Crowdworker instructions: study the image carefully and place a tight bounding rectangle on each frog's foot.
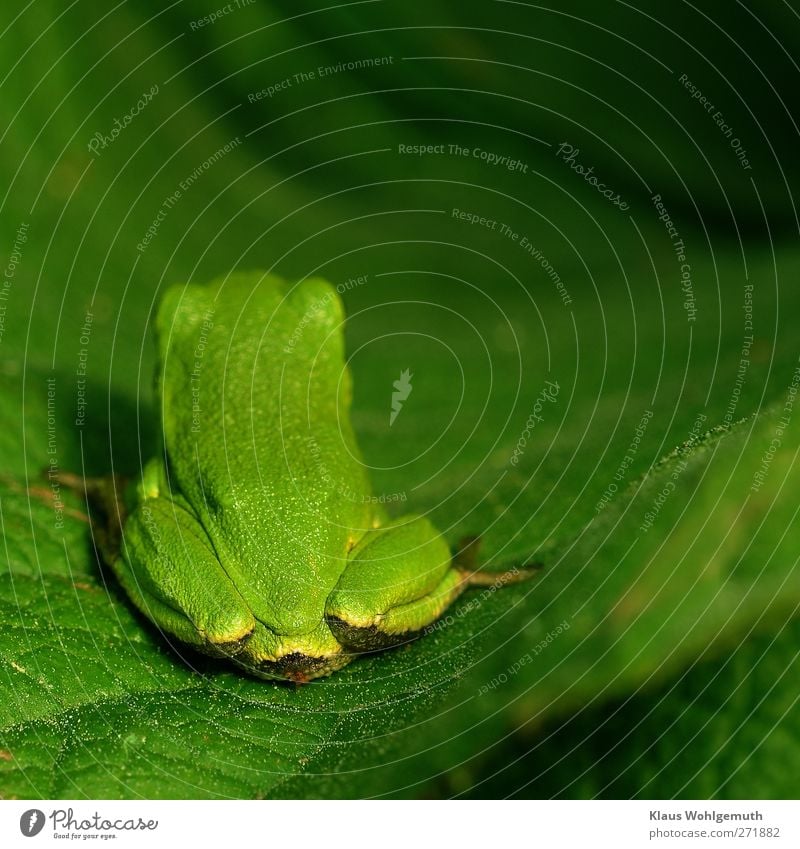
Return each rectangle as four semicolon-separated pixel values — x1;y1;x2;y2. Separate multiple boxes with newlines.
456;563;542;587
234;621;351;683
452;535;542;586
0;472;91;523
60;471;128;517
40;470;129;538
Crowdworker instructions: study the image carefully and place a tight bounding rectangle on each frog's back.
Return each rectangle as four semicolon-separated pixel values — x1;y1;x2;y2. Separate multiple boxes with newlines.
154;272;373;635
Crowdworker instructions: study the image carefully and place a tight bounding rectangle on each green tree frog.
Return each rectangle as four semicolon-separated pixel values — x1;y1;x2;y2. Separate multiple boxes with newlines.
96;272;529;682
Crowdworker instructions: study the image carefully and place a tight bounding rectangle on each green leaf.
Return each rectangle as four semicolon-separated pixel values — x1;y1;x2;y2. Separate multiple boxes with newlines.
459;614;800;799
2;387;800;798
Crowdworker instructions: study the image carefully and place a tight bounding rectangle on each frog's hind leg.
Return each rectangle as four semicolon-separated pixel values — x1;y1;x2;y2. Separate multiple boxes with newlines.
324;514;468;653
113;496;256;657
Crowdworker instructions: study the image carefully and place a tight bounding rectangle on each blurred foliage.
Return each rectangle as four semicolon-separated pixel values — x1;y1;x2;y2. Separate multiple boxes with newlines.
0;0;798;798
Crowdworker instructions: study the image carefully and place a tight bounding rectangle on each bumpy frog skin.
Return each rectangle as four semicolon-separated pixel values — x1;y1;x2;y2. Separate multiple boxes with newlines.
101;272;518;682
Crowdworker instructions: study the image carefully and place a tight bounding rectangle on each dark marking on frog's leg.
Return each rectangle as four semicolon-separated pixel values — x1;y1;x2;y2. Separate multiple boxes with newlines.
326;616;422;653
236;650;352;684
196;631;254;661
232;620;352;683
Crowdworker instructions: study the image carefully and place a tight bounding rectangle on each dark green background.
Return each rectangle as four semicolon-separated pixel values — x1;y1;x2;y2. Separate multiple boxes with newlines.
1;1;799;799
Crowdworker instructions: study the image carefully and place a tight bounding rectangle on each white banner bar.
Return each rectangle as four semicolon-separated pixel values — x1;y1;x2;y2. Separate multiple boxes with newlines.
0;800;797;848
